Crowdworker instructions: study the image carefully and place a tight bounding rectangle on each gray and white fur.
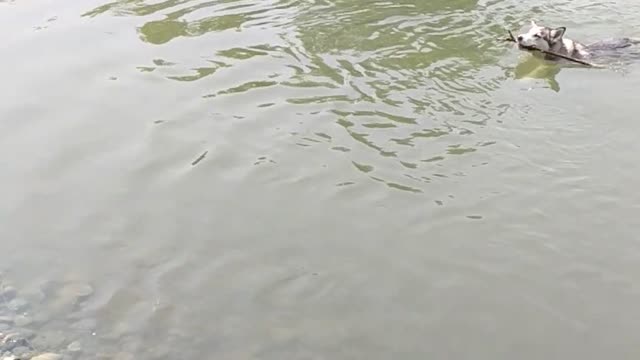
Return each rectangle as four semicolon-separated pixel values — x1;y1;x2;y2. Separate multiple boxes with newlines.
517;20;637;60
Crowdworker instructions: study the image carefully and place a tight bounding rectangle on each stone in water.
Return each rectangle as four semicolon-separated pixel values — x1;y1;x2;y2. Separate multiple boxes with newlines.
0;287;17;301
31;353;63;360
59;282;94;303
67;340;82;353
14;315;32;327
7;299;28;312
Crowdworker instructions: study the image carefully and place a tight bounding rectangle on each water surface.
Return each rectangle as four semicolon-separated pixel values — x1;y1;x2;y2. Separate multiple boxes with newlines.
1;0;640;359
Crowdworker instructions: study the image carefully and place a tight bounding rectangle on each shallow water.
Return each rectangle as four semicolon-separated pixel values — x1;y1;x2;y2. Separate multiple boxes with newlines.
2;0;640;358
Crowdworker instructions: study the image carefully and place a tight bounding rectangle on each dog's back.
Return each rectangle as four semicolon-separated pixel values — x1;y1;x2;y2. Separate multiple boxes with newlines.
587;38;638;51
517;21;638;61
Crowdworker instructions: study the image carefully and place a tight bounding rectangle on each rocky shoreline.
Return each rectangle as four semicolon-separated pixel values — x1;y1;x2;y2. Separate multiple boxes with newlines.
1;279;90;360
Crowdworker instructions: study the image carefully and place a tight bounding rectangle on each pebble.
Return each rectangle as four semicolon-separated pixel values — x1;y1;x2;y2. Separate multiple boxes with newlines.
1;333;30;351
0;287;17;301
71;318;96;332
66;341;82;353
11;345;31;357
14;315;33;327
32;332;65;350
60;283;93;302
7;299;28;312
17;329;36;340
95;352;134;360
31;353;63;360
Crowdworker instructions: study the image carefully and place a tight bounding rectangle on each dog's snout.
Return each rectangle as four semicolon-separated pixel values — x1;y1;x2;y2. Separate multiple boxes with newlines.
517;35;523;42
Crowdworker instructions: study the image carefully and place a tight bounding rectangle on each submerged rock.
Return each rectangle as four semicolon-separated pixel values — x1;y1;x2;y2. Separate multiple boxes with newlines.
11;345;32;357
31;353;63;360
71;318;97;332
0;287;17;301
6;299;28;312
59;283;93;303
0;332;30;352
66;340;82;353
31;332;66;350
17;329;36;340
14;315;33;327
95;352;134;360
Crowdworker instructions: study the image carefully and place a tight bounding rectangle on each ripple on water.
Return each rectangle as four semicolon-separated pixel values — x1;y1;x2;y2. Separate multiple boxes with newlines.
3;0;640;358
80;0;529;195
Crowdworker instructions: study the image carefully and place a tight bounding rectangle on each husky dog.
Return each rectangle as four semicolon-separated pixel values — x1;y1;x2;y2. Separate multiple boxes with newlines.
516;20;637;60
517;20;589;59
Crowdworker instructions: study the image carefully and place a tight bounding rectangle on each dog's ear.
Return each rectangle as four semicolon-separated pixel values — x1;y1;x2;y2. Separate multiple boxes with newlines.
550;27;566;41
530;20;538;27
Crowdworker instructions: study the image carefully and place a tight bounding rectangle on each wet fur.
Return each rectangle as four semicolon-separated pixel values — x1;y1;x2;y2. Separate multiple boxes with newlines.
517;20;637;61
517;21;588;60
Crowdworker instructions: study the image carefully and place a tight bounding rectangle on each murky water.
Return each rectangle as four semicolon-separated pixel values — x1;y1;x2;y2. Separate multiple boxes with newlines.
2;0;640;358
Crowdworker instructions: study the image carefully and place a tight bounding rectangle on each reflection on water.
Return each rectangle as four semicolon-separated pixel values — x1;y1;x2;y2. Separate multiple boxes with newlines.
513;55;562;91
3;0;640;359
510;41;640;92
82;0;521;193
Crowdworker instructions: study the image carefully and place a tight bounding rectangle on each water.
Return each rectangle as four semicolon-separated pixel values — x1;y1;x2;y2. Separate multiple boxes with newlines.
2;0;640;358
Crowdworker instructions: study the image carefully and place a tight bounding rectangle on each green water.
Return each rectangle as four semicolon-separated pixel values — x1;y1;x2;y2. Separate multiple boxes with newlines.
2;0;640;358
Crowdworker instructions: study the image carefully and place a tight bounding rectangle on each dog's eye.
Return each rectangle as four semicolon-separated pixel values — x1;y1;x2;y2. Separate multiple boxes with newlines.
533;34;541;38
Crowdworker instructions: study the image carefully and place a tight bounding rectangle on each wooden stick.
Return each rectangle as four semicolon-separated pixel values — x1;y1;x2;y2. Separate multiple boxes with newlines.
502;30;604;68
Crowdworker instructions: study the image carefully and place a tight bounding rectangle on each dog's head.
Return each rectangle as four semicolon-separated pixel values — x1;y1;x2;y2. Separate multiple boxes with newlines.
517;20;566;51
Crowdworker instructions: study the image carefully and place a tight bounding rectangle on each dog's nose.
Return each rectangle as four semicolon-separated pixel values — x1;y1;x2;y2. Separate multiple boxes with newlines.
517;35;523;42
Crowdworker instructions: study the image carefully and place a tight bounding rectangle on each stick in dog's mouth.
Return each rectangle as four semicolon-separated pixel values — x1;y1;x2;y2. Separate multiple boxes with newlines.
501;29;603;68
503;30;536;50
